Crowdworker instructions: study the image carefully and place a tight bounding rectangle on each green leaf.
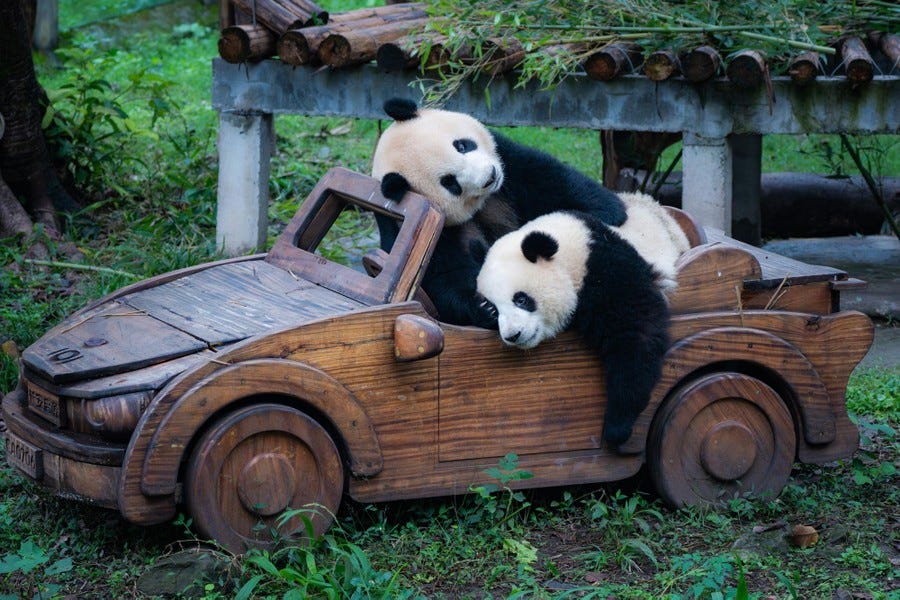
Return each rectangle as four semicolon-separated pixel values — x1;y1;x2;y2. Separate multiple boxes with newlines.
234;574;264;600
44;557;73;576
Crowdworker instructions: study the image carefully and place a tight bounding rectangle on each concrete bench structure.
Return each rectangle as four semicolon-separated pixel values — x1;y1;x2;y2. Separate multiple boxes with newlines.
211;57;899;256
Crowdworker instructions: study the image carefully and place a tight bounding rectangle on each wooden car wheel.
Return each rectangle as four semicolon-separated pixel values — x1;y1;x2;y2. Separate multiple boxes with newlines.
185;403;344;552
648;372;796;507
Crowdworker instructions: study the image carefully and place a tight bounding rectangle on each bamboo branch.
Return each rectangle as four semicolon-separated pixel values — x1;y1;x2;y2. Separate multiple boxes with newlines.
840;134;900;241
23;259;140;279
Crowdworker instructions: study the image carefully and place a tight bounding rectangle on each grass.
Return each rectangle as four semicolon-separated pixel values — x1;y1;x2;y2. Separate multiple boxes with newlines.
1;0;899;598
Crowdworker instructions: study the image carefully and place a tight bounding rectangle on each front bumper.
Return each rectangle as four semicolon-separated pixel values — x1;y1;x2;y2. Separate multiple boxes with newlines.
2;385;123;509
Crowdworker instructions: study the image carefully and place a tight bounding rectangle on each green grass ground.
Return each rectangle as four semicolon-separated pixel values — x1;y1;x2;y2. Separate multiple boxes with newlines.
1;1;898;598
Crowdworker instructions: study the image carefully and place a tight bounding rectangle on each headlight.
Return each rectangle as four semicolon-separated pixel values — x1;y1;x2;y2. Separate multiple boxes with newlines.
67;391;152;440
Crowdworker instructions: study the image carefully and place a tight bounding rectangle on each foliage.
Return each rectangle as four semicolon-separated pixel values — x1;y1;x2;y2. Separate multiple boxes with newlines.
418;0;899;103
847;367;900;421
41;45;174;200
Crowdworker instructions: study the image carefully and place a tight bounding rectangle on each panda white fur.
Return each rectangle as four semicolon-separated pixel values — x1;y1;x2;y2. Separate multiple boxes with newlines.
613;192;691;293
372;98;627;328
475;210;673;448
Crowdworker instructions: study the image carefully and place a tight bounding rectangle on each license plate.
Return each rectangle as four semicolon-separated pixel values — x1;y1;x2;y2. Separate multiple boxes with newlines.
27;381;64;427
5;432;44;479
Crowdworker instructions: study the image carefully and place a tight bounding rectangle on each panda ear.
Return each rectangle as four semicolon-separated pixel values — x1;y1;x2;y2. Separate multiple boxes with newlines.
381;172;411;201
521;231;559;263
384;98;419;121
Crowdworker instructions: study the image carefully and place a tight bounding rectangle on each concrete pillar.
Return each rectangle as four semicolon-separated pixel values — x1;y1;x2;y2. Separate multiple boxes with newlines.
215;111;274;256
33;0;58;52
681;133;733;234
730;133;762;246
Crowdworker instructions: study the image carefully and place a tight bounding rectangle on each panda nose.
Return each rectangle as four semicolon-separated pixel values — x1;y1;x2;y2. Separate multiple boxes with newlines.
503;330;521;343
483;166;497;189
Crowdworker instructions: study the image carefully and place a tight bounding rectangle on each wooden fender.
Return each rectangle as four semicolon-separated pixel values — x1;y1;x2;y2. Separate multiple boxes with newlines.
669;243;762;314
119;358;382;525
622;325;853;460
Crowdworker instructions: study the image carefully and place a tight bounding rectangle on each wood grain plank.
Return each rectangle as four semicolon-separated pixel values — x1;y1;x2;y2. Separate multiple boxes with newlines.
705;229;847;285
122;261;362;344
670;243;762;313
23;303;207;384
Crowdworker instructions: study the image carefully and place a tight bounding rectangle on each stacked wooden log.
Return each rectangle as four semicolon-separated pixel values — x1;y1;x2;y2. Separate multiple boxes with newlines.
216;0;899;90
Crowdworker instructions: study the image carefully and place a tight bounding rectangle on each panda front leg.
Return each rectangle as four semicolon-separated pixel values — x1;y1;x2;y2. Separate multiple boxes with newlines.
600;332;667;450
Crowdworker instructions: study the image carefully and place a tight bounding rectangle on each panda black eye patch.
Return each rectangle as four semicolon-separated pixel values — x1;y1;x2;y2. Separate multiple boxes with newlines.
440;174;463;196
453;138;478;153
513;291;537;312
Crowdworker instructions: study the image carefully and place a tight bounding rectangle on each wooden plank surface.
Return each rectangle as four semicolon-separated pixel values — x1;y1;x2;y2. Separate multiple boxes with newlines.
705;229;847;286
437;328;605;461
23;303;207;384
122;261;362;344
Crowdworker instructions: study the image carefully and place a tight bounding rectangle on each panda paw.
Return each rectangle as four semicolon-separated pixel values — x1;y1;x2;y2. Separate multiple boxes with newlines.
602;419;635;452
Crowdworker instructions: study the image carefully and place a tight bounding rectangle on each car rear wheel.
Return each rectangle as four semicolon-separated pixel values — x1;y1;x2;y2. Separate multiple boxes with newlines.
648;372;796;507
185;403;344;553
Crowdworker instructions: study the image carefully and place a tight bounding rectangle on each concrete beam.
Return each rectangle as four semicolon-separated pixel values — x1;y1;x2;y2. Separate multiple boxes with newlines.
212;59;900;136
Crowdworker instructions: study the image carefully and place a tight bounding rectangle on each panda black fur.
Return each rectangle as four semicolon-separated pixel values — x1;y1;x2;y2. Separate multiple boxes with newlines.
372;98;627;328
475;210;671;448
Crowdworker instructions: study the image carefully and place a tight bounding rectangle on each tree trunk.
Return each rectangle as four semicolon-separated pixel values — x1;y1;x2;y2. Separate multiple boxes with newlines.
0;0;77;236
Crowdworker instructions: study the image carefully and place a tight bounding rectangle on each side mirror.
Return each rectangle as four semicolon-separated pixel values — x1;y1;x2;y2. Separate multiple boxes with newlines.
394;314;443;361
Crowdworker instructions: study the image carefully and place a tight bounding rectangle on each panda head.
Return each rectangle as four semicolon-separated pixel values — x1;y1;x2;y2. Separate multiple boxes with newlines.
476;212;592;349
372;98;504;226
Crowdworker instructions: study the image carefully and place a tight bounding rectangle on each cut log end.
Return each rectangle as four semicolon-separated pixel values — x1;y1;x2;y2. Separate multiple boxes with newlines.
726;50;766;88
840;37;874;84
644;50;679;81
788;51;820;84
584;43;642;81
218;25;277;63
683;45;721;83
278;30;312;65
318;34;352;67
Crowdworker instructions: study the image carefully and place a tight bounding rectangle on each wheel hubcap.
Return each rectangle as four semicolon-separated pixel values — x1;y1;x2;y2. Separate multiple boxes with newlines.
237;452;297;516
700;420;757;481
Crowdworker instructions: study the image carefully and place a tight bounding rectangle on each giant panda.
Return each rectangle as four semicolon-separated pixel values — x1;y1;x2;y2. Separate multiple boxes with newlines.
371;98;627;328
611;192;691;294
474;209;676;448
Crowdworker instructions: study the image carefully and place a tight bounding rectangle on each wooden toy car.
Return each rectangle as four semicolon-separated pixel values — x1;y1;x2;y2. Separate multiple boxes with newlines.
3;168;873;553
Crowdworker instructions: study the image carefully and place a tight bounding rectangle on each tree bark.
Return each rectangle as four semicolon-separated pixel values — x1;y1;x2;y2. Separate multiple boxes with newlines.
0;0;77;236
279;6;428;66
318;18;428;68
219;24;277;63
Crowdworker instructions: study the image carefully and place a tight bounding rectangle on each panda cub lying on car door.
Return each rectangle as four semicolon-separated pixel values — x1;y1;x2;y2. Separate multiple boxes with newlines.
371;98;628;328
475;203;689;448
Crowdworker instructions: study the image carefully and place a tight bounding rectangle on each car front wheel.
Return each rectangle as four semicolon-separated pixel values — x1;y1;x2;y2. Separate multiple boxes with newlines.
185;402;344;553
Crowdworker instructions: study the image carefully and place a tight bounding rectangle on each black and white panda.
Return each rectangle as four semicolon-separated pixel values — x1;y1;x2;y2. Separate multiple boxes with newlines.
475;209;677;448
371;98;627;328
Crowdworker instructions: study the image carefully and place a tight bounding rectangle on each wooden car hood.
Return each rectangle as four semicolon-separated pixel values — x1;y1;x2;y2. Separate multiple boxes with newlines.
23;260;364;384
